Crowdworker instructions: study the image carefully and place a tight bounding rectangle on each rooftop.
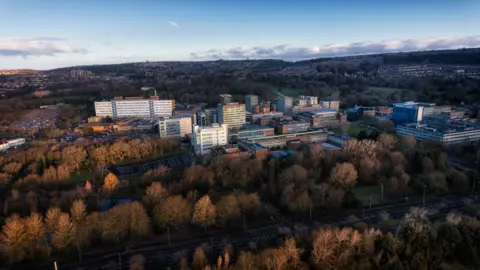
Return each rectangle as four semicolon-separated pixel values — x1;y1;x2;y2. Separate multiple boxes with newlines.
393;101;436;108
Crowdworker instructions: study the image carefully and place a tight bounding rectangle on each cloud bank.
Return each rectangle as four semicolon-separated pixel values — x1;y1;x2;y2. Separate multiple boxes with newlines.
0;37;87;57
190;36;480;61
168;21;180;28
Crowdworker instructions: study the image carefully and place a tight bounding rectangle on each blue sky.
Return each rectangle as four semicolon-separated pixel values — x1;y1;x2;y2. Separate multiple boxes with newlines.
0;0;479;69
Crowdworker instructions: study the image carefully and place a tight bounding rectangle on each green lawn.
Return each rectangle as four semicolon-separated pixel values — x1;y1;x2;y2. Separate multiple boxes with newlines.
346;125;368;136
368;86;405;95
68;169;95;184
352;185;384;206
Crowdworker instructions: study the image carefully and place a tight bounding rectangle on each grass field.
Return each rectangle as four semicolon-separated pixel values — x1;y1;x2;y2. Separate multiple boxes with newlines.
353;185;384;206
67;169;95;184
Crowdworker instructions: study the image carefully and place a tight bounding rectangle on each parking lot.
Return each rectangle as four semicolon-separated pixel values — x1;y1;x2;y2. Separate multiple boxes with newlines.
112;152;196;176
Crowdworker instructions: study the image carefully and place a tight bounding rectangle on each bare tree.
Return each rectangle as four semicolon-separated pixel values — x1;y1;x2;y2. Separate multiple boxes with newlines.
129;254;146;270
193;246;208;270
25;213;50;259
45;207;62;235
143;182;168;206
52;213;76;252
0;214;28;263
328;162;358;189
216;195;241;227
192;195;216;231
153;195;191;229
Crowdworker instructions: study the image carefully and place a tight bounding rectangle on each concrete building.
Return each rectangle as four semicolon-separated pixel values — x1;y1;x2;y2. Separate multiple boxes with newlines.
245;95;259;112
217;103;246;129
391;101;435;124
276;96;293;114
276;121;310;134
327;134;354;148
297;96;318;106
193;124;229;155
0;138;25;152
244;130;329;148
249;111;284;125
211;144;250;159
296;110;339;128
219;94;232;104
94;97;174;119
197;108;218;127
229;124;275;141
158;116;193;138
396;120;480;145
237;140;269;159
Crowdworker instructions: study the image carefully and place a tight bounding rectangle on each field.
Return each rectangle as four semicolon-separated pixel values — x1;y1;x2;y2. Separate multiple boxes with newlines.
352;185;384;206
67;169;95;184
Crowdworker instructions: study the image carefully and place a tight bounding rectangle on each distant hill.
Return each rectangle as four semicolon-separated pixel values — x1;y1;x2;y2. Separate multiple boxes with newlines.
296;47;480;66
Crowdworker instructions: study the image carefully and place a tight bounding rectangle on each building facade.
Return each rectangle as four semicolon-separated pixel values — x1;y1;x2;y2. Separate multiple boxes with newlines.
245;95;259;112
217;103;246;128
193;124;229;155
94;98;174;119
276;121;310;134
219;94;232;104
391;101;435;124
197;109;218;127
276;96;293;114
0;138;25;152
396;122;480;145
230;125;275;140
158;116;193;138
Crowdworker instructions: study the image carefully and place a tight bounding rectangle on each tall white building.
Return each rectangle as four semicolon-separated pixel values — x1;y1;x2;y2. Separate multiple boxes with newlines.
158;116;192;138
193;124;228;155
94;98;174;119
217;103;246;128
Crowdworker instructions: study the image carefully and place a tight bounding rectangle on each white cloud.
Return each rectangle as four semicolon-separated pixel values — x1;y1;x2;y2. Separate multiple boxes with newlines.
168;21;180;28
190;36;480;60
0;37;87;57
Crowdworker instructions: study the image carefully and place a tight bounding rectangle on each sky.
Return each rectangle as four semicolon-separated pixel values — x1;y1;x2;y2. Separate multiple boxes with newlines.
0;0;479;70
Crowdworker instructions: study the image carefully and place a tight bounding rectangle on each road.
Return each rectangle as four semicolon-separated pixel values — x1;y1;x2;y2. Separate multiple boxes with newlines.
31;195;474;270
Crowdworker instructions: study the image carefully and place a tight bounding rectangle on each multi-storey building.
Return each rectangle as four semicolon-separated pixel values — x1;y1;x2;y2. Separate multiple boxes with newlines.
296;110;339;128
391;101;435;124
276;96;293;114
276;121;310;134
158;116;193;138
245;95;259;112
193;124;229;155
70;69;93;77
94;97;174;119
297;96;318;106
219;94;232;104
197;109;218;126
396;121;480;145
217;103;246;129
0;138;25;152
229;124;275;141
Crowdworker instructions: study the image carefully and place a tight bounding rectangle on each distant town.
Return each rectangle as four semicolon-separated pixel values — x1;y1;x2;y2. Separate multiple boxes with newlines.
1;47;480;270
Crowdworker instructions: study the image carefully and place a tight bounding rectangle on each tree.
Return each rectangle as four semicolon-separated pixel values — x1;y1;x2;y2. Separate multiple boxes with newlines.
2;162;22;175
129;254;146;270
25;213;49;259
127;202;150;238
216;195;241;227
153;195;191;229
377;133;398;151
193;247;208;270
103;172;119;200
279;165;309;190
0;214;27;263
70;200;89;261
61;146;87;171
52;213;76;252
236;193;261;217
329;163;358;189
143;182;168;206
236;251;257;270
192;195;216;231
45;207;62;234
357;157;380;184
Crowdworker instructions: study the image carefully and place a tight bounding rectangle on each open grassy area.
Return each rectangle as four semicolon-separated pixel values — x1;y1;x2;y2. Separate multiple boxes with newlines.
346;125;369;136
352;185;384;206
67;169;95;184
